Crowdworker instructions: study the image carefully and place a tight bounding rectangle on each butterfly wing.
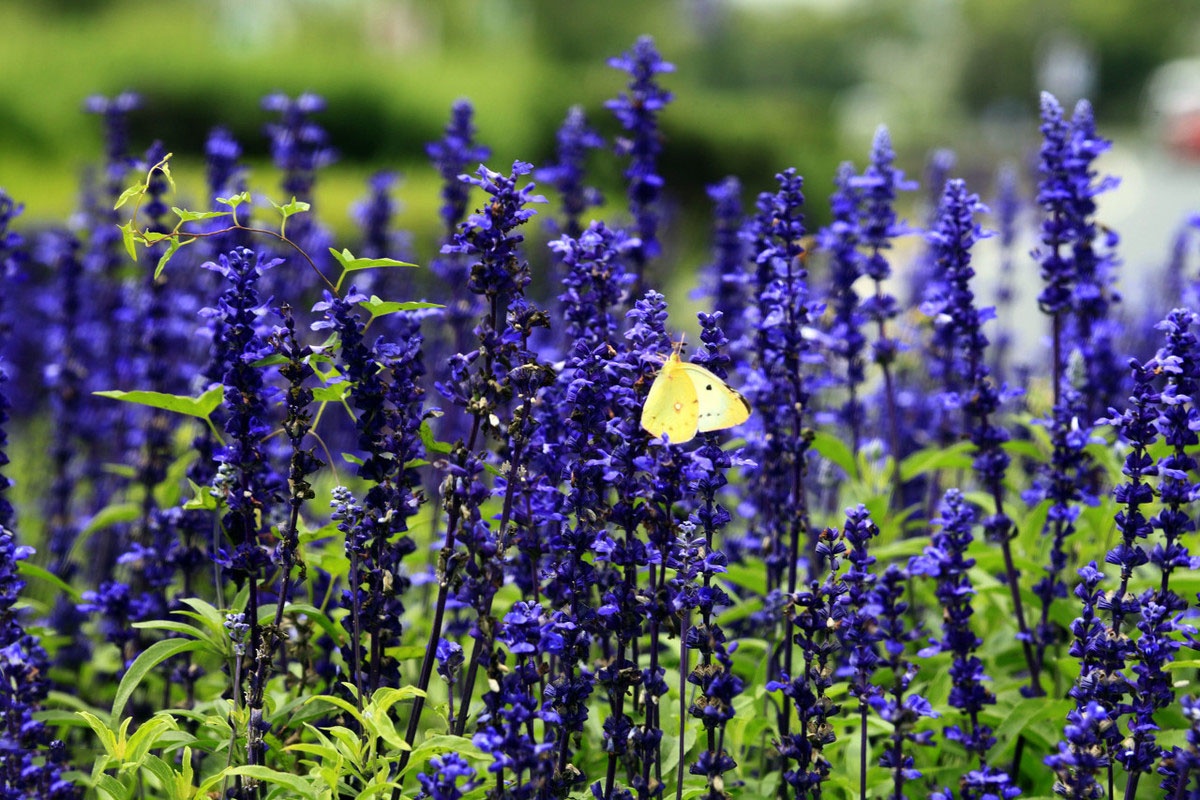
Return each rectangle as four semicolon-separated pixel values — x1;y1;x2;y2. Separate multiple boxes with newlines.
640;354;701;444
678;362;752;433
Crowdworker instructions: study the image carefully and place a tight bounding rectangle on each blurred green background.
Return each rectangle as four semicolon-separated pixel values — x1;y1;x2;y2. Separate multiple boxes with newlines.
2;0;1199;273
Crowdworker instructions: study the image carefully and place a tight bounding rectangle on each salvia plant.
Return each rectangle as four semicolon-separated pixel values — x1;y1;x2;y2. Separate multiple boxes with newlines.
2;34;1200;800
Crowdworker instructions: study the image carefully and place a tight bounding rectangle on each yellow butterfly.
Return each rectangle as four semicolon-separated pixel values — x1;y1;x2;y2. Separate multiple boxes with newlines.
640;345;751;444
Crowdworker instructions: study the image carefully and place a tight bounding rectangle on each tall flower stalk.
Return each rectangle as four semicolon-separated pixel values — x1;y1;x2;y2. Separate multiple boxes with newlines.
913;490;1016;800
607;36;674;287
923;179;1041;694
398;162;546;783
854;127;915;498
743;168;818;759
682;313;744;800
820;163;866;453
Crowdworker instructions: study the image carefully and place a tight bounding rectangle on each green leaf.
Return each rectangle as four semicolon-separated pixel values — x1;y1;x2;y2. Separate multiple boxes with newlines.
418;421;453;456
119;221;138;261
93;773;129;800
370;686;426;717
305;694;366;729
114;183;145;211
898;440;974;482
172;207;231;223
383;645;428;661
94;386;223;420
329;248;417;272
82;502;140;537
137;755;178;796
78;711;119;758
182;479;218;512
810;430;857;478
131;619;213;641
220;766;320;800
313;382;352;403
359;295;442;318
125;715;178;764
17;560;82;602
721;562;766;595
992;696;1071;751
177;597;226;633
156;156;176;192
111;639;205;721
342;452;365;466
155;236;195;279
216;191;251;209
1001;438;1044;461
270;196;311;219
250;353;289;368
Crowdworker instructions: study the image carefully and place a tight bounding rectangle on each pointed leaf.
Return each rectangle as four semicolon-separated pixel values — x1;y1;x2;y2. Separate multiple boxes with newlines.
899;440;974;482
418;421;453;455
810;430;856;478
94;386;223;420
93;773;128;800
155;236;195;279
78;711;119;758
81;502;140;537
114;183;145;211
182;479;219;511
17;560;82;602
172;207;231;223
111;639;204;721
270;197;311;219
359;296;442;318
119;221;138;261
329;248;417;271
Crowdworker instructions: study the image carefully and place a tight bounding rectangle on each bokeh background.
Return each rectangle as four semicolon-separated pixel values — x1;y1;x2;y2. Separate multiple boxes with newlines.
3;0;1199;310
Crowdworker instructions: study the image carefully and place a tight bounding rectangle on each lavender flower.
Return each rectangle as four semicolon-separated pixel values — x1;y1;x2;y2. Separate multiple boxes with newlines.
1064;101;1123;419
1117;593;1185;794
261;92;335;273
991;164;1021;379
771;524;846;798
681;314;744;800
315;287;424;694
1027;386;1098;671
872;563;936;799
0;192;21;530
1046;699;1110;800
906;147;956;308
203;247;281;702
38;231;90;666
425;101;491;443
427;100;491;237
355;171;401;258
911;491;1015;799
924;179;1041;692
820;162;866;451
1158;695;1200;797
607;36;674;279
1150;309;1200;609
0;527;78;799
743;167;818;589
418;753;478;800
854;126;916;474
536;105;604;239
836;505;882;799
84;92;141;192
701;177;750;348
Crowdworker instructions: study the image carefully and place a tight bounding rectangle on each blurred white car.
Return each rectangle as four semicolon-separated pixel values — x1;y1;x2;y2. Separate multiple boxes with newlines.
1146;58;1200;159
